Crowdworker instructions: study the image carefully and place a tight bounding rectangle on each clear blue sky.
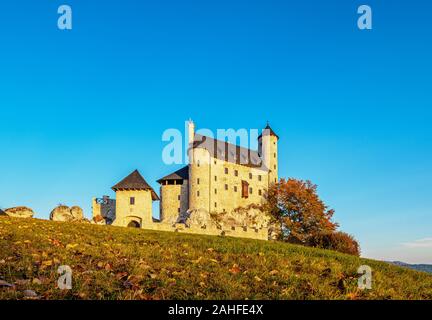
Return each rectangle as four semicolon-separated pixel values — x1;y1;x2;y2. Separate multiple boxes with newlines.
0;0;431;263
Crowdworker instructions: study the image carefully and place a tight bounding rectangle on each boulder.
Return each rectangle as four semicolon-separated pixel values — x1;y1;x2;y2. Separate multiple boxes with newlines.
70;206;84;220
4;206;34;218
50;205;85;222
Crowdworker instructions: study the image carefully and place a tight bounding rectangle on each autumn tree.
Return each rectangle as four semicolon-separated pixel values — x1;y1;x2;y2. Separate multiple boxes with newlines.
264;178;338;244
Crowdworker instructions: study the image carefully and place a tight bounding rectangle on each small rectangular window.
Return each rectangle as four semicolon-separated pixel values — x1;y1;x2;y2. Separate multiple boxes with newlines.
214;176;217;181
274;152;276;158
178;208;180;213
234;170;238;177
197;191;200;197
197;160;200;167
225;168;228;174
214;189;217;194
130;197;135;205
234;186;237;192
249;187;253;194
258;189;262;196
214;160;217;165
178;195;181;200
214;202;217;208
274;165;276;170
225;184;228;190
249;173;252;179
258;175;262;181
197;178;200;184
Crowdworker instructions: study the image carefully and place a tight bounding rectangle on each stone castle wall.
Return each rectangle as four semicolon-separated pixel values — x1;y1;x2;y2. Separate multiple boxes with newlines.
184;147;271;217
113;190;153;227
145;221;268;241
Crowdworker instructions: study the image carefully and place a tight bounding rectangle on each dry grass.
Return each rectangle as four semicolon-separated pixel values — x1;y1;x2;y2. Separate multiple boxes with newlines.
0;217;431;300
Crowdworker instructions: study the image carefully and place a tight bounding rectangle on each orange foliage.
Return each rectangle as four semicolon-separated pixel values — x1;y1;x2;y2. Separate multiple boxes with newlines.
265;178;338;243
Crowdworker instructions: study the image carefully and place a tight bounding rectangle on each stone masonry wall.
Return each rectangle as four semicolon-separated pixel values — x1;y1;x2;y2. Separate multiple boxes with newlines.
113;190;153;228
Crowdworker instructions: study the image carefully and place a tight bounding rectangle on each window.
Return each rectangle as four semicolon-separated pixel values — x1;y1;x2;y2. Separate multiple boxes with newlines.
214;160;217;165
178;195;181;200
214;189;217;194
130;197;135;205
225;184;228;190
241;180;249;198
225;168;228;174
274;165;276;170
178;208;180;213
234;186;237;192
274;152;276;158
249;173;252;179
214;202;217;208
197;160;200;167
197;191;200;197
197;178;200;184
234;170;238;177
214;176;217;181
249;187;253;194
258;189;262;196
258;175;262;181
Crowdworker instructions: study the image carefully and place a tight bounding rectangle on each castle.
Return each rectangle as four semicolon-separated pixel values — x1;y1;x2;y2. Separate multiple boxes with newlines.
92;121;279;240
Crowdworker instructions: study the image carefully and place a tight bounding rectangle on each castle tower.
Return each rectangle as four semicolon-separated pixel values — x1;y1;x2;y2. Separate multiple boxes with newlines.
188;146;211;213
187;121;212;213
111;170;159;228
157;166;189;224
258;123;279;186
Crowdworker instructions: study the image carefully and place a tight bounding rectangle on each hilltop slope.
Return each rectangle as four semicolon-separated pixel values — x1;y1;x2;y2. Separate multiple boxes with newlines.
0;217;431;300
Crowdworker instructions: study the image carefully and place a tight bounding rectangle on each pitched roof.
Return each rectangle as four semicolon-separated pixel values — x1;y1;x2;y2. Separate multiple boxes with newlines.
112;170;159;200
157;166;189;184
258;124;279;140
193;134;263;168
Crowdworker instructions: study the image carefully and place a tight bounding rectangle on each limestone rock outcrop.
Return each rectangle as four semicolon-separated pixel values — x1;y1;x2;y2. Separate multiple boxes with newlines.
178;209;216;228
0;209;6;216
4;206;34;218
70;206;84;220
50;205;85;222
216;205;270;229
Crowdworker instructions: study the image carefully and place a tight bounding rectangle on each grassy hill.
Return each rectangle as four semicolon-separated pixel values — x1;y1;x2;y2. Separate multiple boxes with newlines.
0;217;431;300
